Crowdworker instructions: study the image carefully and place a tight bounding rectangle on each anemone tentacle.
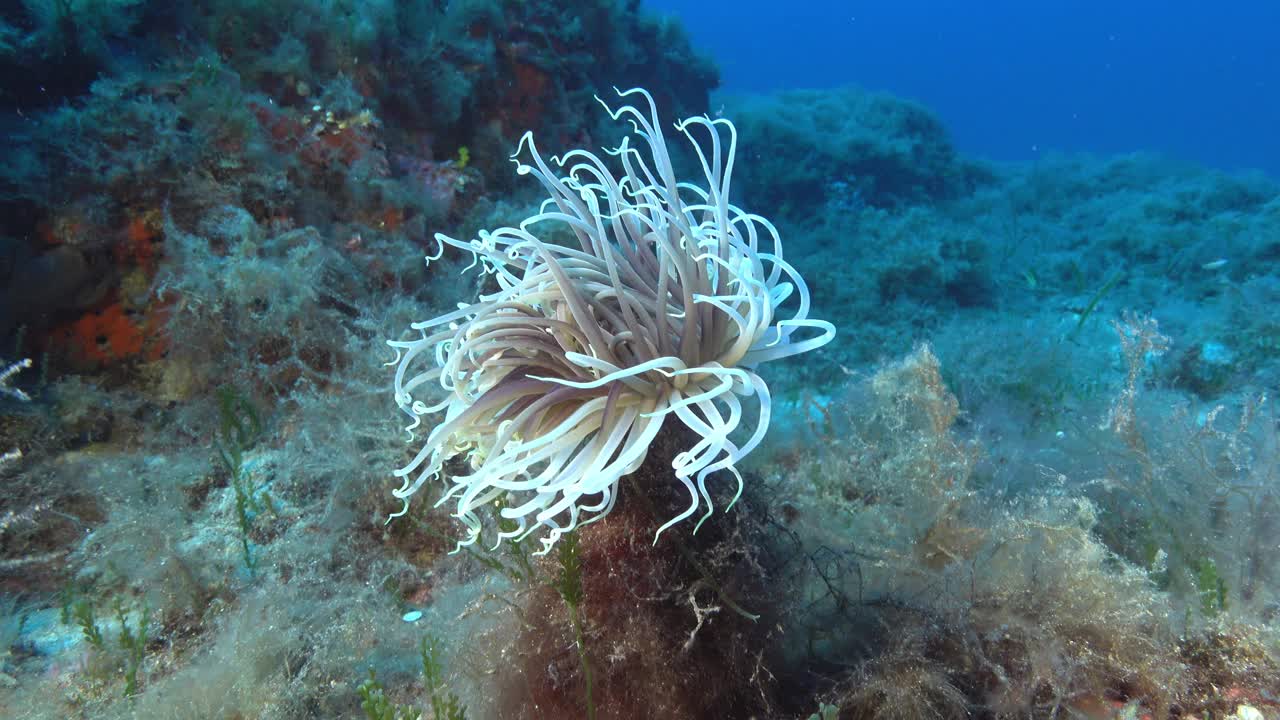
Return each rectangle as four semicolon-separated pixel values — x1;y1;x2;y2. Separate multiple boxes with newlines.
389;88;834;553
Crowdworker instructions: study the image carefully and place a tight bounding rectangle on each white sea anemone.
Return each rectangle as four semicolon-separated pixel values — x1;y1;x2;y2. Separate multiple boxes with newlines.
388;88;834;553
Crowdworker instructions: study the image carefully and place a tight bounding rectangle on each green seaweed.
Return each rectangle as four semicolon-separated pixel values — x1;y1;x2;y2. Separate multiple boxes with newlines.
214;386;273;572
1195;557;1229;618
114;596;149;697
1071;271;1124;337
355;636;466;720
63;591;151;696
357;668;421;720
215;385;262;476
421;636;468;720
70;597;104;649
553;532;594;720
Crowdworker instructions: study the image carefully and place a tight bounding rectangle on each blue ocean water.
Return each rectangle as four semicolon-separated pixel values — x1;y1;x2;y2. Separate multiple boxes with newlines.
647;0;1280;177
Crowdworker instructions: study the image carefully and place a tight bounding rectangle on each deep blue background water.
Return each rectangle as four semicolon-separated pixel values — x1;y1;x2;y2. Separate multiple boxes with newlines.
644;0;1280;178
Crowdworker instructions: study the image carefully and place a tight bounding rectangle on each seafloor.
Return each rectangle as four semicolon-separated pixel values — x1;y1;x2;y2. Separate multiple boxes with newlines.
0;2;1277;719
